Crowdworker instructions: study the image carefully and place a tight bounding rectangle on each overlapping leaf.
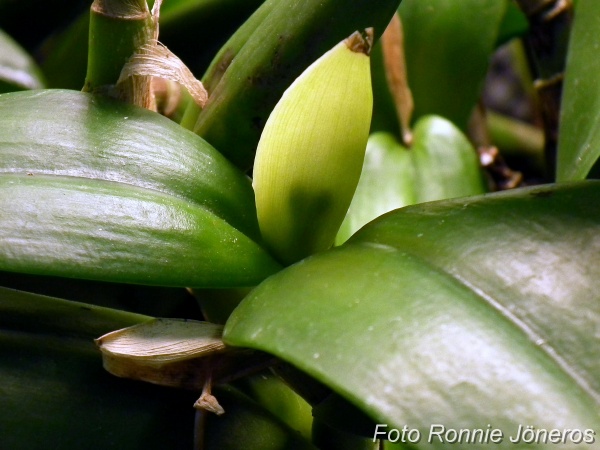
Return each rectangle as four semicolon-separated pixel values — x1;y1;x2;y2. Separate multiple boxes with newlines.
0;287;314;450
0;90;280;287
225;181;600;448
337;117;487;243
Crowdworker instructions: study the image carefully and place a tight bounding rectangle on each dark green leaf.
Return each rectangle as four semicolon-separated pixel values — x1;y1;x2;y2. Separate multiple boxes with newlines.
0;89;259;239
338;118;487;243
557;0;600;181
225;182;600;446
399;0;507;130
0;173;279;287
0;287;198;450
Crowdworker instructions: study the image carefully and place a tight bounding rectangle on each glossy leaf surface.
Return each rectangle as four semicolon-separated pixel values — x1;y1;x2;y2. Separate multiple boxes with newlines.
0;28;44;92
225;182;600;447
0;89;259;238
0;173;279;287
557;0;600;181
410;116;487;203
0;89;281;287
337;118;487;243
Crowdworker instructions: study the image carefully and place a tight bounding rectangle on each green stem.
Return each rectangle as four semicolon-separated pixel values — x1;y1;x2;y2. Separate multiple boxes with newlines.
486;110;544;165
82;0;153;94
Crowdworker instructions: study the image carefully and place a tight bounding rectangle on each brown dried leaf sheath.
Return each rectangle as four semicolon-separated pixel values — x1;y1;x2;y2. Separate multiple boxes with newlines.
381;13;414;145
118;42;208;107
96;318;225;365
344;28;374;56
96;319;275;391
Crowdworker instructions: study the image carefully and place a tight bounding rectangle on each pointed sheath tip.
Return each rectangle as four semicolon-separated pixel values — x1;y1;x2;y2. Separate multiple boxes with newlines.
345;28;374;56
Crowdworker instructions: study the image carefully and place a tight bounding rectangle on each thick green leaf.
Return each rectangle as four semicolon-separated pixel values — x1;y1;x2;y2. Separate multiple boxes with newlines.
336;132;415;245
410;116;488;202
0;89;259;239
337;118;487;244
193;0;401;169
0;28;45;92
0;286;150;337
0;287;198;450
557;0;600;181
399;0;507;130
0;173;279;287
224;182;600;447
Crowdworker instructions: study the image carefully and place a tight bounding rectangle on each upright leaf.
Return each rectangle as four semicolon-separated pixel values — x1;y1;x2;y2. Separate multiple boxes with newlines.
399;0;507;130
337;117;487;244
193;0;401;169
0;90;280;287
557;0;600;181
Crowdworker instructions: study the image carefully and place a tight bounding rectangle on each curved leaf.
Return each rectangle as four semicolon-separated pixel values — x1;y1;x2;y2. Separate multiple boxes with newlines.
0;28;45;92
557;0;600;181
410;116;487;203
0;287;198;450
0;89;259;239
224;182;600;447
0;287;312;449
337;118;487;244
0;174;280;287
193;0;401;169
336;132;415;244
